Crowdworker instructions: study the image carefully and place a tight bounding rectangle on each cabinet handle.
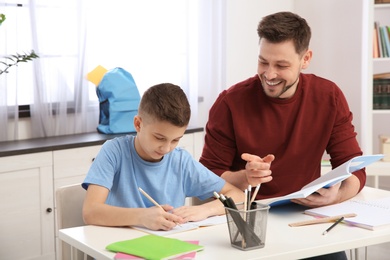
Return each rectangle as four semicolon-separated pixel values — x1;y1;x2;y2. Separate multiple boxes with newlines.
46;208;53;213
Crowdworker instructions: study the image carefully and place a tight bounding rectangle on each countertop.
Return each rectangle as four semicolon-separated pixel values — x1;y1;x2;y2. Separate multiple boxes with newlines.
0;127;203;157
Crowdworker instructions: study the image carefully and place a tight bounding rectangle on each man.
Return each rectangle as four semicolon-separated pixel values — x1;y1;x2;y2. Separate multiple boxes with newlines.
200;11;363;260
200;11;364;216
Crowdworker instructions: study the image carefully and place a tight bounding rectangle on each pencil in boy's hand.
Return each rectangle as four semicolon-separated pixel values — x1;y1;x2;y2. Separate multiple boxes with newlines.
138;187;181;227
138;187;164;210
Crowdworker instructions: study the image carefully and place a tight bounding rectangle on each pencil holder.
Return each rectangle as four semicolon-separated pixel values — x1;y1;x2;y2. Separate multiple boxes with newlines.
225;202;270;251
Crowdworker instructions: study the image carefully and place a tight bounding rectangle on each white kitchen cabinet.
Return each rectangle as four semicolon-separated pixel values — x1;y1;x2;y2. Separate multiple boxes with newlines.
0;152;55;260
178;131;204;160
53;145;102;190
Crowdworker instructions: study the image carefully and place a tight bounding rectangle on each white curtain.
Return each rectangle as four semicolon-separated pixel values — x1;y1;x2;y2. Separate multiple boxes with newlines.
0;0;95;141
196;0;227;128
0;0;226;141
29;0;95;138
0;1;31;141
0;67;10;141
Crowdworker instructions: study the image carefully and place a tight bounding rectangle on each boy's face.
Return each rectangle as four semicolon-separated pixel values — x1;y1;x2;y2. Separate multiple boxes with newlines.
133;115;187;162
257;39;311;99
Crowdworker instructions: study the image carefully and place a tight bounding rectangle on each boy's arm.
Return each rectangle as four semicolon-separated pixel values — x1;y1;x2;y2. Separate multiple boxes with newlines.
171;182;244;222
82;184;183;230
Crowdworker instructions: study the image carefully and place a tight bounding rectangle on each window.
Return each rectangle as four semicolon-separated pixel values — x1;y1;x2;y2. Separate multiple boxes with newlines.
1;0;196;107
1;0;223;140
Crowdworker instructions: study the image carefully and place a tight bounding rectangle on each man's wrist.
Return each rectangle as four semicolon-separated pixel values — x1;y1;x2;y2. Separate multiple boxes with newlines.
224;170;248;190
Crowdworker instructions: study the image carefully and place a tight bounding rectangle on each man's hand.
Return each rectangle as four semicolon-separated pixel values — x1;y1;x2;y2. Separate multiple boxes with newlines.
291;183;342;208
241;153;275;186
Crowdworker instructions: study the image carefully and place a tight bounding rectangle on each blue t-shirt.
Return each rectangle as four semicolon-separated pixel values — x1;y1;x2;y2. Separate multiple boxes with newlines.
82;135;225;208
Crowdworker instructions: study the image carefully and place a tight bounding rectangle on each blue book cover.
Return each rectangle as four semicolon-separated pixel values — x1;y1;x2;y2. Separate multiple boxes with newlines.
264;154;384;207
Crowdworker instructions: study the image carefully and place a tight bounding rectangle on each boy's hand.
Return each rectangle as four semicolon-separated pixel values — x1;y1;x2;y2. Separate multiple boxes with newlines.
140;205;184;230
171;205;210;223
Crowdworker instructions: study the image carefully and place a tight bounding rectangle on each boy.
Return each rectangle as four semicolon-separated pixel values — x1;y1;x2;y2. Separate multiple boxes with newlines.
82;83;243;231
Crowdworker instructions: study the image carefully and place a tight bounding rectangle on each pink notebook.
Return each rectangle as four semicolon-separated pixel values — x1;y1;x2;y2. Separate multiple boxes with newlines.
114;240;199;260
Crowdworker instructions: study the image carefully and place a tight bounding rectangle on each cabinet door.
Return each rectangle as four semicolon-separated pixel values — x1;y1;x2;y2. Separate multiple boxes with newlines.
53;145;102;182
178;134;195;158
178;132;204;160
0;152;55;260
193;132;205;161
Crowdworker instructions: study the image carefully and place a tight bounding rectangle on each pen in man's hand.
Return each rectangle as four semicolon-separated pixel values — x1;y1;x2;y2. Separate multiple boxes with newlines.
322;217;344;235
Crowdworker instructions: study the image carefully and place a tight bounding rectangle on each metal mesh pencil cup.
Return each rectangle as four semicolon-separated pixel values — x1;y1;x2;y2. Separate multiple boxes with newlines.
225;202;270;250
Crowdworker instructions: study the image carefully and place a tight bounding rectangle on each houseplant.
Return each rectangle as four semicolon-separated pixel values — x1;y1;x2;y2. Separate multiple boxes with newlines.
0;13;39;75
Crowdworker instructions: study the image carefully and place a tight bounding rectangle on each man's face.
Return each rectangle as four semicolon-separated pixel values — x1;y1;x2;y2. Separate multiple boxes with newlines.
257;39;311;99
134;115;187;162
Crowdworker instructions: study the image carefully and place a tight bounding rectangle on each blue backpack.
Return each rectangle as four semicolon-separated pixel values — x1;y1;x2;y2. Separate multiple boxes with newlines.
96;68;141;134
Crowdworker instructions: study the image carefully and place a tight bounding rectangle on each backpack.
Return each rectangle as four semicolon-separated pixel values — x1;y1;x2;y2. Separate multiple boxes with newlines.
96;67;141;134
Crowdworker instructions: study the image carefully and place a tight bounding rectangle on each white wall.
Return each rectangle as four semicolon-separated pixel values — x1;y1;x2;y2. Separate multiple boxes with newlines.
197;0;294;128
294;0;371;154
225;0;294;87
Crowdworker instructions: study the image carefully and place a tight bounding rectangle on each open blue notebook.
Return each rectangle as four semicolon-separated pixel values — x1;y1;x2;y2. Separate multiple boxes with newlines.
262;154;384;207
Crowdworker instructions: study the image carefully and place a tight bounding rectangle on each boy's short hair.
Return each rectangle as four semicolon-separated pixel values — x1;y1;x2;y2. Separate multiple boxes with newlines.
138;83;191;127
257;11;311;55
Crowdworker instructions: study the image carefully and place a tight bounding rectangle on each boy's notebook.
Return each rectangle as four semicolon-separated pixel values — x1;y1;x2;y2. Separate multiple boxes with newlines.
132;215;227;236
114;241;199;260
263;154;383;206
305;197;390;231
106;235;203;260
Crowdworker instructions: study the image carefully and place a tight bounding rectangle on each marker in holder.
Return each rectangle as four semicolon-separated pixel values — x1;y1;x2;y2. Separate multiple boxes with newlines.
225;202;270;251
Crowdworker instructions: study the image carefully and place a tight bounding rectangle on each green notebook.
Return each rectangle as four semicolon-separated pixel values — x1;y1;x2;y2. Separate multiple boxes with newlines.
106;235;204;260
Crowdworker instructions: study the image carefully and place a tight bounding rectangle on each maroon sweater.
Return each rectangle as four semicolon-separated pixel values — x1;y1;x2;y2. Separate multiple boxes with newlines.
200;74;365;200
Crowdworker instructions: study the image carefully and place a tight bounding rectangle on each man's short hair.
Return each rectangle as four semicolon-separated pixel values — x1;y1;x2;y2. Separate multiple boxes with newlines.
257;11;311;55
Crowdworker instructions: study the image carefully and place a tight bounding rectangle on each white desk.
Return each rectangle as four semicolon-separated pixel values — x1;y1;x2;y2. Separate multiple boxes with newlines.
59;187;390;260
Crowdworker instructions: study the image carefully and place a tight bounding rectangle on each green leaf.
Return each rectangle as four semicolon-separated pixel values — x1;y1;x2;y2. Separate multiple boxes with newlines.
0;14;5;25
0;49;39;75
